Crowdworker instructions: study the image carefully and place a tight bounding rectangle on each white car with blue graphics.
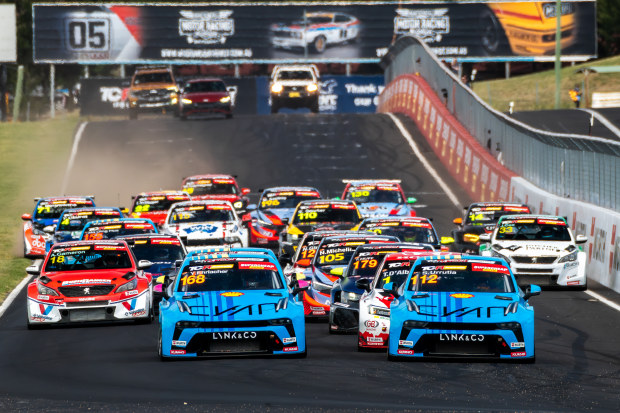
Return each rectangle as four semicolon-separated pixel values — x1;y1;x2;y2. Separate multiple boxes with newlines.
341;180;417;219
162;200;248;251
480;215;587;289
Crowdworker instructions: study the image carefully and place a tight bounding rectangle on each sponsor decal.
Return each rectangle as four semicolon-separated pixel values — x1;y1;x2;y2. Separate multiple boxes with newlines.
312;310;326;315
125;290;139;296
282;346;299;352
397;349;414;355
178;10;235;45
364;319;380;329
61;279;112;286
31;315;53;321
212;331;257;340
238;262;277;271
37;295;49;300
125;309;146;317
283;337;297;344
439;333;485;342
78;297;97;302
511;351;527;357
399;340;413;346
172;340;187;347
184;224;218;234
170;349;186;355
394;8;450;43
511;342;525;348
220;292;244;297
450;293;474;299
368;337;383;343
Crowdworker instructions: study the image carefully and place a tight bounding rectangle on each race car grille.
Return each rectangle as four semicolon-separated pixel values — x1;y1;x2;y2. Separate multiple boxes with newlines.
272;30;296;38
515;268;554;273
58;285;116;297
66;300;109;308
401;322;524;343
512;256;557;264
416;334;508;357
283;85;305;93
185;238;224;247
133;89;170;99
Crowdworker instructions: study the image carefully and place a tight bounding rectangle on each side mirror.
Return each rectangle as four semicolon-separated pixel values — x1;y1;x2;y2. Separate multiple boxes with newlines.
26;264;41;276
355;278;371;292
453;217;463;225
121;207;129;215
21;213;32;221
406;197;417;204
478;233;491;242
296;258;311;267
330;267;345;278
43;225;56;234
282;242;295;258
137;260;153;270
280;217;289;225
246;204;257;212
383;282;400;298
440;236;455;245
523;284;541;301
241;213;252;223
241;188;251;195
291;285;309;296
575;235;587;244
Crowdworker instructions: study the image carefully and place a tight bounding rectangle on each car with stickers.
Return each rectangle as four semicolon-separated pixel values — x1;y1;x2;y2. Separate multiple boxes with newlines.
161;200;248;251
269;64;320;114
479;215;587;289
329;243;435;335
178;78;233;119
278;199;362;258
301;234;398;319
387;256;540;362
356;217;441;250
128;190;192;227
447;202;531;254
128;66;179;120
356;251;449;350
181;174;251;214
46;207;123;251
80;218;158;240
246;187;322;248
116;234;186;307
341;180;416;219
158;251;307;359
270;11;360;54
22;196;95;258
26;240;154;328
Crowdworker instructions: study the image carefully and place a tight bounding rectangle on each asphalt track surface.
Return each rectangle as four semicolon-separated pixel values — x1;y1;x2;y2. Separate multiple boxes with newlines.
2;114;620;412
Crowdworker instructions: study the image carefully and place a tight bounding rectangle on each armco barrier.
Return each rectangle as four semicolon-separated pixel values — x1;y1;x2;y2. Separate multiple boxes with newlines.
378;73;515;204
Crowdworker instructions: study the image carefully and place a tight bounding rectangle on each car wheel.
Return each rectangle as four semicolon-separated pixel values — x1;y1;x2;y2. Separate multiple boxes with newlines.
271;104;279;114
310;101;319;113
387;352;401;361
312;35;327;53
158;328;170;361
129;109;137;120
479;7;508;55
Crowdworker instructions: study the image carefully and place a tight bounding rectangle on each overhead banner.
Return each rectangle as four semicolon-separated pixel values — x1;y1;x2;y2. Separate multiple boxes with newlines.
0;5;16;62
33;1;596;64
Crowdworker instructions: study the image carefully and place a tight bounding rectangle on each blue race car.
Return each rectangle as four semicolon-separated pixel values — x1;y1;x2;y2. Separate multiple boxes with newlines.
387;256;540;362
46;207;123;251
158;250;307;359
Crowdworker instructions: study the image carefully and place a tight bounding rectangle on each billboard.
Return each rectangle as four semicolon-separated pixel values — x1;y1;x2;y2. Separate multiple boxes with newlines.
0;5;16;62
33;1;596;64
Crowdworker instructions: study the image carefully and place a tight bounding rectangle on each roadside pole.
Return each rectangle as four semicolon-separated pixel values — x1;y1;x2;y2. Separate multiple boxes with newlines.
12;65;22;122
50;64;55;118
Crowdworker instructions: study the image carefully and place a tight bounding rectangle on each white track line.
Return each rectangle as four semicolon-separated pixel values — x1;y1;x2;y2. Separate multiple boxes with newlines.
387;113;462;208
0;275;32;319
585;290;620;312
61;121;88;194
579;108;620;139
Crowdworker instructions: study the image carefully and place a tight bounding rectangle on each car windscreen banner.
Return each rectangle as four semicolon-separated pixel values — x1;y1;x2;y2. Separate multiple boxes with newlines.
34;1;596;64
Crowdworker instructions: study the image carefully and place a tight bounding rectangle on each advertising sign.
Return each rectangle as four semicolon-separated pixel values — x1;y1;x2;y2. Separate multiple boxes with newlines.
33;2;596;64
0;5;16;62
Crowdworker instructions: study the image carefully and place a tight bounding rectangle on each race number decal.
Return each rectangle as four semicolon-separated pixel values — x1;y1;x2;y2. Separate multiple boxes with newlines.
65;18;110;52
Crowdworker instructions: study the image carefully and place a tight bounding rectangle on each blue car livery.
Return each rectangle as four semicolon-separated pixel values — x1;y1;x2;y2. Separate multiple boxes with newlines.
388;255;540;362
158;250;307;359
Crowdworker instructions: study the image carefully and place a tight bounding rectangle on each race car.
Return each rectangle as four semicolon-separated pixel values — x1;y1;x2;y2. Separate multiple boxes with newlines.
355;217;441;250
161;200;248;251
301;234;398;319
46;207;123;251
278;199;362;258
128;190;191;227
116;234;186;306
447;202;531;254
356;251;450;350
246;186;321;248
22;196;95;258
387;256;540;362
329;243;435;334
26;240;153;328
80;218;158;240
479;215;588;289
270;11;360;54
178;78;233;119
341;180;416;219
181;174;250;214
158;251;307;359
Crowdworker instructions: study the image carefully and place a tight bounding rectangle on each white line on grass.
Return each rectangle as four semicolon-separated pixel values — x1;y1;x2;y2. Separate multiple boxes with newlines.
387;113;462;208
61;121;88;195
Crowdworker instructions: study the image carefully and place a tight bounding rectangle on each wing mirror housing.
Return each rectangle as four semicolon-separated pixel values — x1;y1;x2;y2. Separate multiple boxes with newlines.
440;236;455;245
137;260;153;270
26;264;41;276
355;278;371;292
329;267;345;278
241;188;251;195
453;217;463;225
523;284;541;301
575;235;587;244
21;213;33;221
478;233;492;242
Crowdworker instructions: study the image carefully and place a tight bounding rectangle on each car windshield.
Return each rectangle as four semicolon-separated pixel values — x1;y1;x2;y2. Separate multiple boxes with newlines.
305;16;333;24
344;187;403;204
365;226;436;244
170;206;234;223
82;223;156;240
292;205;359;225
133;195;189;213
277;70;313;81
314;240;390;268
496;220;571;241
376;263;413;289
466;206;530;225
133;72;172;84
348;254;382;277
34;200;94;220
409;262;515;293
177;261;283;292
130;242;185;263
183;181;237;196
44;245;132;272
58;210;121;231
259;191;321;210
184;81;226;93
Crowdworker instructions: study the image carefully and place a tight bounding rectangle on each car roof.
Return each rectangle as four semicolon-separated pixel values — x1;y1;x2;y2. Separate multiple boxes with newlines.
135;190;190;197
498;214;566;222
262;186;320;193
184;174;236;181
353;242;435;253
50;239;129;249
60;207;120;214
411;255;508;267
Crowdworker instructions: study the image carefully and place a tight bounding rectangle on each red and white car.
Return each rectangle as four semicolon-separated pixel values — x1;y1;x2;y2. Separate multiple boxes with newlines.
26;240;153;328
128;190;191;227
181;174;250;214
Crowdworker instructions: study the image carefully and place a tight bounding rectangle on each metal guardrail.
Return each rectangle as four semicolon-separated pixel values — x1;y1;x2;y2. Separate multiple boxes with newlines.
381;36;620;211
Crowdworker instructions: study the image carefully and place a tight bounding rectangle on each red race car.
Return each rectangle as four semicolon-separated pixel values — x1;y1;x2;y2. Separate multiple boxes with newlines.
181;174;250;214
128;190;191;226
178;78;233;119
26;240;153;328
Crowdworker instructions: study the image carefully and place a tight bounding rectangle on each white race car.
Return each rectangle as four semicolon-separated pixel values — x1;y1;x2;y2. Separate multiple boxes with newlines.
480;215;587;289
161;200;248;251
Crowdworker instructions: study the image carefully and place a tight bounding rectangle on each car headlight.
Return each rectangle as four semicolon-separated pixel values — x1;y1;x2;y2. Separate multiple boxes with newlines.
369;306;390;317
558;251;578;263
271;83;283;93
290;233;299;240
312;279;331;293
37;282;59;296
220;96;231;103
491;250;511;263
306;83;318;93
116;277;138;293
341;291;361;304
257;218;272;227
233;201;243;209
182;98;193;104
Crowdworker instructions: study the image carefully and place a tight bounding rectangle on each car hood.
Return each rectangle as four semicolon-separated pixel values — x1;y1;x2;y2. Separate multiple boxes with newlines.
311;266;342;285
340;276;369;294
42;269;135;289
496;241;574;255
404;291;520;322
131;211;167;225
357;202;400;217
174;290;291;321
176;223;226;237
258;208;295;225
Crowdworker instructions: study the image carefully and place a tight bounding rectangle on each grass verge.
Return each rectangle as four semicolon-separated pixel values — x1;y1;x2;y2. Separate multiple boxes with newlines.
473;55;620;111
0;112;80;303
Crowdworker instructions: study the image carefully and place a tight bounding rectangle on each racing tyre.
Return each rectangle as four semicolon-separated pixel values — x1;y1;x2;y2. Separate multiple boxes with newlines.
387;352;402;362
479;7;509;55
310;101;319;114
312;36;327;53
129;109;138;120
158;328;171;362
271;104;279;114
